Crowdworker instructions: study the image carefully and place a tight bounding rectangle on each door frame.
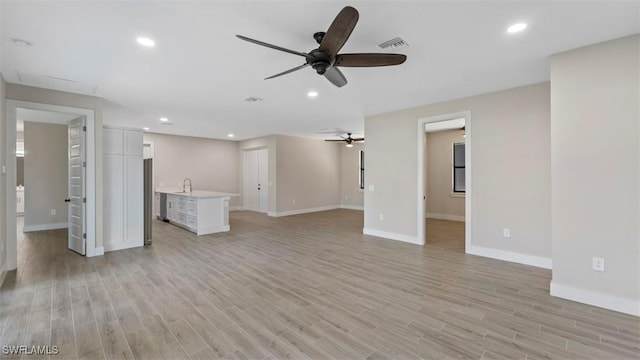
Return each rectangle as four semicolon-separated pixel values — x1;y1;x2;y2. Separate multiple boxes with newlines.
5;100;98;270
417;111;472;251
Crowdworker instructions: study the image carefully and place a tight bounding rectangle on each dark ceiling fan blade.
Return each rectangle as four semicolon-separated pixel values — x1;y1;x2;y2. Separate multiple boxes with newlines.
351;138;365;141
236;35;309;58
319;6;359;57
265;64;310;79
325;139;347;142
324;66;347;87
335;53;407;67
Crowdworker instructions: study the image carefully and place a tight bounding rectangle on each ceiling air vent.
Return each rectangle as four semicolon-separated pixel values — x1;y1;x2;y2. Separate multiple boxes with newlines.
16;71;98;95
244;96;263;102
378;37;409;51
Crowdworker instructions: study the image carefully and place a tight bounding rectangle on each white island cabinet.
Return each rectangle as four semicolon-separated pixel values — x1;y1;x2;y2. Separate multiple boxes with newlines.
156;189;237;235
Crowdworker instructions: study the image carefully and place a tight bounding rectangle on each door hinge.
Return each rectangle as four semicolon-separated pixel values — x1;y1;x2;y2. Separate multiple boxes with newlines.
82;126;87;132
83;197;86;203
82;161;87;168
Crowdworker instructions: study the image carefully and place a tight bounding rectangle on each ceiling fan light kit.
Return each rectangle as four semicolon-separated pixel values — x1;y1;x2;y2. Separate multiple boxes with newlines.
237;6;407;88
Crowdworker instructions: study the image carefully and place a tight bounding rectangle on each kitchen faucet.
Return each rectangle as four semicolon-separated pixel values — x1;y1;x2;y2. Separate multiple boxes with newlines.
183;178;192;193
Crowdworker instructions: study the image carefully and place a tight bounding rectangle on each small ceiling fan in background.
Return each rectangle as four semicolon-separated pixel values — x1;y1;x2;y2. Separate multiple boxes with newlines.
325;133;364;147
236;6;407;87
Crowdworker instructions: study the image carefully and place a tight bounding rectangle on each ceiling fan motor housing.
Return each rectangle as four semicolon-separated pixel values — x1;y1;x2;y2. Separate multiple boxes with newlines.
307;49;333;75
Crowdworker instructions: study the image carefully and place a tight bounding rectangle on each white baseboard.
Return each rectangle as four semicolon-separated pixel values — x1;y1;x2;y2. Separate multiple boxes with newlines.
269;205;340;217
550;281;640;316
363;228;422;245
104;243;141;253
229;206;245;211
22;222;68;232
426;212;465;222
199;225;230;235
340;205;364;211
87;246;104;257
466;245;552;269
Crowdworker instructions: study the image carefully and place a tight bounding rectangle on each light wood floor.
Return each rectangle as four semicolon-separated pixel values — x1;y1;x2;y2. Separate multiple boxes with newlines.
1;209;638;360
425;219;465;252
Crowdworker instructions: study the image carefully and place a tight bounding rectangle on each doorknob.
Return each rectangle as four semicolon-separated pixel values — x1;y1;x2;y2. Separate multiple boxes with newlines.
64;199;71;203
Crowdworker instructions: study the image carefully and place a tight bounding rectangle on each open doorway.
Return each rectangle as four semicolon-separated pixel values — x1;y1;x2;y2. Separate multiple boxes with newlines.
417;112;471;252
5;100;98;272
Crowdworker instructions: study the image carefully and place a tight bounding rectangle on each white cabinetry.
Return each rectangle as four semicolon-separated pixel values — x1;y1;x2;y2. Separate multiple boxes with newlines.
157;190;231;235
16;188;24;215
103;126;143;252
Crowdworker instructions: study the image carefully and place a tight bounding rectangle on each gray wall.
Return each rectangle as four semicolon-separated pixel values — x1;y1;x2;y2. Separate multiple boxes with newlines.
0;75;6;276
275;135;341;214
550;35;639;314
364;82;551;260
426;129;465;219
23;122;69;228
143;133;240;207
340;143;364;209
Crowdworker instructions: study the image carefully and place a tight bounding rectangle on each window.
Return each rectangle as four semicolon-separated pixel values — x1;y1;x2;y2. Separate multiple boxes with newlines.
359;150;365;190
453;143;465;192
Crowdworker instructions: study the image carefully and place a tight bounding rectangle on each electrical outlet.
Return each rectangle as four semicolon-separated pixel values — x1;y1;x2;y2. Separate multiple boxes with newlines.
292;199;296;204
50;209;56;216
592;257;605;272
379;213;384;221
503;228;511;238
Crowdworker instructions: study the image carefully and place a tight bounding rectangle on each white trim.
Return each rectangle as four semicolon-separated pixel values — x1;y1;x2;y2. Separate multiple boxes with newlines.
6;100;97;267
418;111;472;249
426;213;465;222
22;223;68;232
229;206;245;211
363;228;421;245
269;205;340;217
449;192;465;198
550;281;640;316
88;246;104;257
104;242;143;253
340;204;364;211
467;245;552;269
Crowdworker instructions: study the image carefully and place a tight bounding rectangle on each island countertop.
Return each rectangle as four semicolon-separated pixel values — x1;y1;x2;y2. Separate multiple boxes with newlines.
155;187;239;199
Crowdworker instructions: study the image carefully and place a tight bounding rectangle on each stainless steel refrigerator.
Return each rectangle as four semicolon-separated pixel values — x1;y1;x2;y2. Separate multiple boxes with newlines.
143;158;152;245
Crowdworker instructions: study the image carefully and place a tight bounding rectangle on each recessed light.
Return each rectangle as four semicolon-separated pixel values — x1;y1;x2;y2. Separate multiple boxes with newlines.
244;96;263;102
507;23;527;34
12;38;33;48
307;91;318;98
159;117;169;122
136;37;156;47
142;127;150;131
227;134;235;138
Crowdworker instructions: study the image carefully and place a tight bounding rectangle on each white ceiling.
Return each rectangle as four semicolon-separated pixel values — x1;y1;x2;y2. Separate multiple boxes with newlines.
2;1;638;141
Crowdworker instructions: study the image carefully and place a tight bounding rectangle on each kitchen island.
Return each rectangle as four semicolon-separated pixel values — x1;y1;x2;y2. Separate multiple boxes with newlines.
155;188;238;235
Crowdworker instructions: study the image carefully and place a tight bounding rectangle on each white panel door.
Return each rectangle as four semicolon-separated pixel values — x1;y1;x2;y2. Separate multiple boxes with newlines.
244;150;260;211
103;154;124;250
258;149;269;213
125;155;143;246
68;117;86;255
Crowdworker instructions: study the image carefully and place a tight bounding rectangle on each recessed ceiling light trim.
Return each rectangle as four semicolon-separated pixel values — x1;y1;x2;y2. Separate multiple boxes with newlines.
307;91;318;98
159;117;169;122
227;133;235;138
507;23;527;34
244;96;263;102
136;37;156;47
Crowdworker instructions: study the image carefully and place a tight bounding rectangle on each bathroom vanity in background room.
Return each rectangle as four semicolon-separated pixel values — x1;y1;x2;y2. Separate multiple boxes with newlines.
155;188;238;235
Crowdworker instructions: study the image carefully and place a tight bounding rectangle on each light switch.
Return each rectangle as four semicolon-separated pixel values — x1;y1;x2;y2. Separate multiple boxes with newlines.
368;184;374;191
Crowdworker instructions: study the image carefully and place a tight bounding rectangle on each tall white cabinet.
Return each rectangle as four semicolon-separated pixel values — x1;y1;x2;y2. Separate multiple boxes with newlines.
103;126;144;252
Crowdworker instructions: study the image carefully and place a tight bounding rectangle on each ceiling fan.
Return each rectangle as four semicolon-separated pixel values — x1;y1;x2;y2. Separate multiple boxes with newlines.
325;133;364;147
236;6;407;88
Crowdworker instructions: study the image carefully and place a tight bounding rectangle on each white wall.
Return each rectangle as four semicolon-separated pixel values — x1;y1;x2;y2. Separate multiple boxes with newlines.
143;133;240;207
23;122;68;229
340;143;364;209
550;35;640;315
365;82;551;262
275;135;341;214
426;129;465;220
